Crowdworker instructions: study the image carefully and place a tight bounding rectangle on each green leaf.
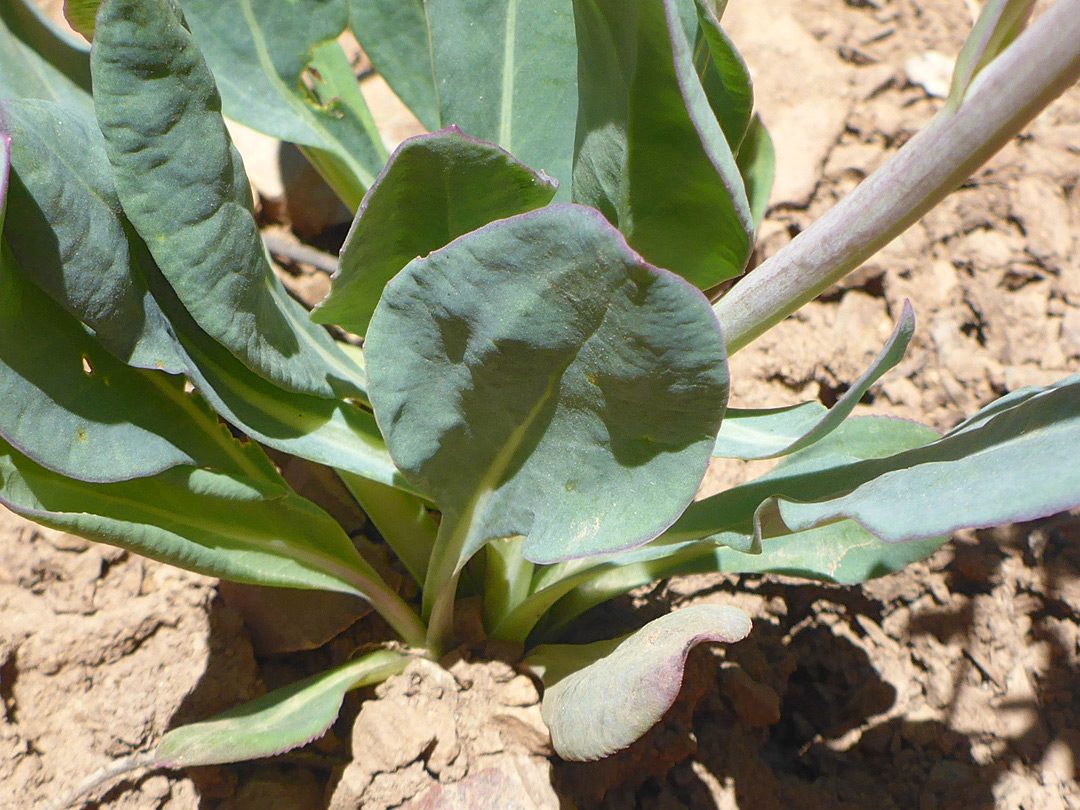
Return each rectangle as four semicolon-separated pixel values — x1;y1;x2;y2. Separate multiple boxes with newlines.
349;0;439;132
776;374;1080;542
155;650;411;767
736;113;774;229
366;205;727;599
0;99;182;373
177;0;386;205
0;0;92;114
312;127;558;336
948;0;1034;109
712;300;915;459
91;0;366;399
530;604;750;760
148;281;416;493
0;115;8;232
425;0;578;198
0;242;274;483
63;0;99;39
691;0;753;151
0;438;379;596
572;0;753;288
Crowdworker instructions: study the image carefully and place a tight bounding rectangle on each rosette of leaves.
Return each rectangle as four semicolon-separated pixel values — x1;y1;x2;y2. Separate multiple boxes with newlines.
1;0;1079;792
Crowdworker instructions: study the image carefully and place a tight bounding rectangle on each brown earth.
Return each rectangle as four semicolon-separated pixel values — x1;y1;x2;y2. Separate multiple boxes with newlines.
3;0;1080;808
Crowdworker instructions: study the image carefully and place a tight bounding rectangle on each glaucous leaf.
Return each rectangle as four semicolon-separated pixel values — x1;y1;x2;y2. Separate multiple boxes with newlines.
530;604;751;760
365;204;728;598
91;0;366;399
0;437;389;597
776;374;1080;541
736;113;774;229
349;0;439;132
948;0;1034;109
155;650;410;767
690;0;753;150
0;0;92;114
0;243;273;483
425;0;577;198
572;0;753;288
712;300;914;459
177;0;385;205
1;99;182;373
313;127;558;336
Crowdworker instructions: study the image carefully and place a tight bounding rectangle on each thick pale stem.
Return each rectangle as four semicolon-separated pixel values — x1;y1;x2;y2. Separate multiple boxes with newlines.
714;0;1080;354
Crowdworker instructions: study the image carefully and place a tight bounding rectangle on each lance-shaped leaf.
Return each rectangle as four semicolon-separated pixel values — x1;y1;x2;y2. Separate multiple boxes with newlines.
313;127;558;336
155;649;411;767
91;0;366;399
425;0;577;198
712;300;915;459
0;0;92;115
0;436;426;645
1;99;182;373
176;0;386;206
0;117;8;231
736;113;774;229
572;0;753;289
0;243;274;483
689;0;753;151
775;373;1080;542
948;0;1034;109
143;272;417;494
365;206;729;615
349;0;438;132
529;604;750;760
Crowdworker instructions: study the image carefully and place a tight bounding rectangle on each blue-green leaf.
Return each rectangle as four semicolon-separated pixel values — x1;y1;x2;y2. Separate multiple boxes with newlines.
776;374;1080;541
91;0;366;399
736;113;774;229
425;0;578;198
0;0;92;115
177;0;386;206
948;0;1034;109
313;127;558;336
691;0;753;151
349;0;438;132
713;300;915;459
366;205;728;604
572;0;753;288
530;605;750;760
0;99;182;373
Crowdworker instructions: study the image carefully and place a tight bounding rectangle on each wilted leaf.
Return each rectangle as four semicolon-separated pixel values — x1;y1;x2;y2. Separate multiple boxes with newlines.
530;604;750;760
313;127;557;336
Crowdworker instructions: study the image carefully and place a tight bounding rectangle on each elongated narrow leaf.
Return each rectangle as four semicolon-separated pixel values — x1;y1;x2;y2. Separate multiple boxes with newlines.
540;522;947;638
145;275;416;494
366;205;728;605
573;0;753;288
92;0;366;399
155;650;410;767
0;120;8;231
0;0;92;115
776;374;1080;542
713;301;915;459
531;605;750;760
177;0;385;204
0;243;278;483
425;0;577;197
0;436;391;596
736;113;774;229
691;0;753;150
1;99;182;373
349;0;438;132
313;127;558;335
948;0;1034;109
